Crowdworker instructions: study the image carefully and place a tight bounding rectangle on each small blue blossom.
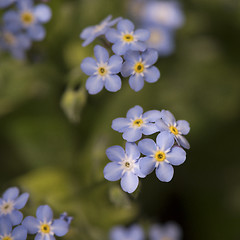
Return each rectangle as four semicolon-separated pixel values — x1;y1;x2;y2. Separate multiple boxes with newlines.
0;0;16;8
138;131;186;182
80;15;122;47
81;45;123;94
121;49;160;91
0;216;27;240
149;222;182;240
103;142;145;193
0;187;29;226
156;110;190;149
22;205;69;240
106;19;150;55
109;224;144;240
112;105;161;142
3;0;52;41
60;212;73;225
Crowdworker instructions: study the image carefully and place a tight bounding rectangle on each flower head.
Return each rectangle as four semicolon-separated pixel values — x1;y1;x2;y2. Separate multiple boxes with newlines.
156;110;190;149
81;45;123;94
80;15;121;47
112;105;161;142
0;187;29;226
121;49;160;91
106;19;150;55
22;205;69;240
104;142;145;193
138;131;186;182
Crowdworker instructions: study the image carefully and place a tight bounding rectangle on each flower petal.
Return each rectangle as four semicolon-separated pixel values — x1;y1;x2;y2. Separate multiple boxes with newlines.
166;146;186;166
52;219;68;237
80;57;97;75
161;110;176;126
85;75;104;95
121;62;134;77
130;41;147;52
109;226;127;239
134;29;150;41
103;162;122;181
117;19;134;32
126;105;143;119
34;4;52;23
120;172;139;193
22;216;39;234
14;193;29;210
108;55;123;74
144;66;160;83
94;45;109;63
112;41;129;55
142;123;159;135
128;224;144;239
0;217;12;235
124;51;141;64
80;26;94;39
176;135;190;149
9;210;23;226
143;110;162;122
105;74;121;92
142;48;158;66
129;74;144;92
139;157;156;175
34;233;44;240
111;118;130;133
125;142;140;160
138;138;157;155
106;145;125;162
156;132;174;152
156;162;174;182
3;187;19;201
105;28;120;43
12;225;27;240
122;127;142;142
27;24;46;41
155;119;169;132
36;205;53;222
177;120;190;135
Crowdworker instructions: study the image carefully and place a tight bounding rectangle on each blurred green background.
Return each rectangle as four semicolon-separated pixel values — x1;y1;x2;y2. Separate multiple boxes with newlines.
1;0;240;239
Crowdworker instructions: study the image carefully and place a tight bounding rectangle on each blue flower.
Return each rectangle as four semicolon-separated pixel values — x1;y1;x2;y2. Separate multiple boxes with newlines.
80;15;121;47
103;142;145;193
3;0;52;41
121;49;160;91
106;19;150;55
0;187;29;226
138;131;186;182
0;216;27;240
60;212;73;225
22;205;69;240
81;45;123;94
156;110;190;149
109;224;144;240
0;0;16;8
112;105;161;142
149;222;182;240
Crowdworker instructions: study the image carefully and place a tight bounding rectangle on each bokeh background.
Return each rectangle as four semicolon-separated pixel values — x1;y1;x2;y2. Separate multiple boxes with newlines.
1;0;240;239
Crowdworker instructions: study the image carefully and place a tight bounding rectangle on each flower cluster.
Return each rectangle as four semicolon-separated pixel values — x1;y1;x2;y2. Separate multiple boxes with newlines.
109;222;182;240
80;16;160;94
129;0;185;56
0;0;51;59
0;186;71;240
104;105;190;193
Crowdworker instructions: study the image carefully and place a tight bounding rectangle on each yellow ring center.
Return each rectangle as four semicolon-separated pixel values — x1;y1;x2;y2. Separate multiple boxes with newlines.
132;118;143;127
169;126;179;135
21;12;34;25
122;34;134;42
40;224;51;234
154;150;166;162
134;62;144;73
98;67;107;76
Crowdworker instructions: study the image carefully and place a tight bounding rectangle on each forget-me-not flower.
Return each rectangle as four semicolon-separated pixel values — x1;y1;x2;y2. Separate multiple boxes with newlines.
80;15;121;47
103;142;145;193
0;216;27;240
106;19;150;55
112;105;161;142
156;110;190;149
3;0;52;41
0;187;29;226
138;131;186;182
149;222;182;240
22;205;69;240
0;0;16;8
81;45;123;94
109;224;144;240
121;49;160;91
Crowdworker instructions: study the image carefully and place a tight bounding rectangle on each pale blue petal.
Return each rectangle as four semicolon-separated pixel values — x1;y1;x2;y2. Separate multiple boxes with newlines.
112;41;129;55
135;161;146;178
155;119;169;132
34;233;44;240
43;235;55;240
14;193;29;209
117;19;134;32
142;123;159;135
12;225;27;240
134;29;150;41
109;226;127;240
122;127;142;142
176;135;190;149
126;105;143;119
129;74;144;92
161;110;176;125
143;110;162;122
80;57;97;75
80;26;94;39
108;16;122;26
130;41;147;52
139;157;156;175
18;34;32;49
0;217;12;235
105;29;120;43
156;162;174;182
3;10;19;23
156;132;174;152
34;4;51;23
105;75;121;92
138;138;157;155
28;25;45;41
36;205;53;222
9;210;23;225
124;51;141;64
125;142;140;160
0;0;15;8
85;75;104;95
120;172;139;193
144;66;160;83
94;45;109;63
163;222;182;239
17;0;32;9
177;120;190;135
52;219;68;236
108;55;122;74
121;62;134;77
103;162;122;181
111;118;130;133
82;36;95;47
166;146;186;166
3;187;19;201
106;145;125;162
22;216;39;234
128;224;144;239
142;48;158;66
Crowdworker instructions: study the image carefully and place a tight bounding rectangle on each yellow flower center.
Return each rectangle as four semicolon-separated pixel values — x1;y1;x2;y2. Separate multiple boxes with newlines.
40;224;51;234
154;150;166;162
169;126;178;135
98;67;107;76
134;62;144;73
3;32;16;45
122;34;134;42
132;118;143;127
21;11;35;25
2;236;12;240
125;162;130;168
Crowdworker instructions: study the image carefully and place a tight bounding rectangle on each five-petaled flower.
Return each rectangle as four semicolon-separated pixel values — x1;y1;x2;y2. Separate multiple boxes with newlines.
112;105;161;142
121;49;160;91
138;131;186;182
104;142;145;193
81;45;123;94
